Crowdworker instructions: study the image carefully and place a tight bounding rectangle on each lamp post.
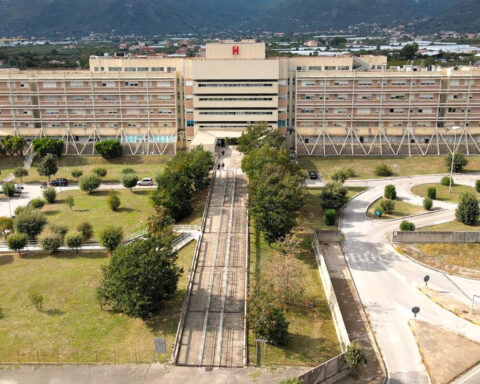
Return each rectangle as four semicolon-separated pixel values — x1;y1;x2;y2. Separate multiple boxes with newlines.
449;126;462;193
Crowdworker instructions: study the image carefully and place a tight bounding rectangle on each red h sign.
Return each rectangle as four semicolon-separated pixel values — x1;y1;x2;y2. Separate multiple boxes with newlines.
232;46;239;55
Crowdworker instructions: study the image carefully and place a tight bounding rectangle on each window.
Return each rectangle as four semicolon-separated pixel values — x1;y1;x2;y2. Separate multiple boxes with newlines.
325;66;337;71
71;96;85;101
108;67;122;72
157;82;171;87
358;81;373;86
301;94;315;100
106;110;117;115
125;95;139;101
300;109;315;114
336;94;348;100
391;81;406;86
125;67;136;72
356;109;371;115
43;82;57;88
137;67;148;72
358;95;372;100
125;82;139;87
151;67;164;72
309;66;322;71
419;94;434;100
185;80;193;86
334;109;347;114
334;81;349;86
70;81;84;88
103;96;117;101
158;109;172;114
390;94;405;100
102;82;115;88
45;110;59;115
157;95;171;100
301;81;316;87
278;120;286;127
126;109;140;115
389;108;403;113
448;108;457;113
420;80;435;86
338;66;350;70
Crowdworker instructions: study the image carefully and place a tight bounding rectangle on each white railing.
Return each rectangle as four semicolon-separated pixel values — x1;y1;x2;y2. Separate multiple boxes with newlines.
172;224;201;232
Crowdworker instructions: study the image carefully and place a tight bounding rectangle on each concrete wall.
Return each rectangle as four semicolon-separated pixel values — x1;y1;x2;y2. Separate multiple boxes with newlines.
298;354;350;384
315;230;342;243
392;231;480;244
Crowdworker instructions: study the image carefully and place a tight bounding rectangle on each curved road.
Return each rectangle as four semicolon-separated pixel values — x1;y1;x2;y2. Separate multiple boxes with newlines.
339;174;480;383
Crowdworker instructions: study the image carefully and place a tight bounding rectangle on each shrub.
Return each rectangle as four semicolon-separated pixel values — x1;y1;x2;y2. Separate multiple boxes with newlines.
427;187;437;200
94;139;122;158
28;291;44;311
32;137;63;157
13;166;28;182
65;195;74;210
121;172;138;191
28;198;45;209
99;226;123;253
476;180;480;193
77;222;93;242
48;223;68;240
121;167;136;175
384;184;397;200
249;301;289;347
445;151;468;173
65;231;84;252
344;342;368;369
423;197;433;211
323;209;336;226
14;206;27;216
456;192;480;225
71;169;83;181
379;199;395;214
37;154;58;182
375;164;393;177
2;182;15;197
400;220;416;231
0;217;13;239
107;190;121;211
92;167;107;178
79;174;101;193
43;187;57;203
441;176;453;186
7;233;27;255
331;167;355;183
319;182;348;211
13;206;47;239
39;230;63;254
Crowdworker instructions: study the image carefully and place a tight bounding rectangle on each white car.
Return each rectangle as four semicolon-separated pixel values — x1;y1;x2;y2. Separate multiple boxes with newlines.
14;184;24;194
137;177;154;186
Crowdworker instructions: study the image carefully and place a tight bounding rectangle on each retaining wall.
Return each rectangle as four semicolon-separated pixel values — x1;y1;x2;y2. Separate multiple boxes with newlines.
298;354;350;384
392;231;480;244
315;230;342;243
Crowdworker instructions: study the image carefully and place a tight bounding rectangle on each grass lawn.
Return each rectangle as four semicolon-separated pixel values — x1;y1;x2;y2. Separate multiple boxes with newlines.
0;157;25;181
367;198;425;220
299;156;480;181
411;183;480;203
0;240;196;363
416;243;480;271
419;220;480;232
13;155;171;184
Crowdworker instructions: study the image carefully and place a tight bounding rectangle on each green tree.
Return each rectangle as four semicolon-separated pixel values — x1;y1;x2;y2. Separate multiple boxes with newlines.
379;199;395;214
77;222;93;242
32;137;63;157
423;197;433;210
99;226;123;253
43;187;57;203
65;195;74;210
13;166;28;182
427;187;437;200
399;43;419;60
344;342;367;368
107;190;121;211
375;164;393;177
92;167;107;178
456;192;480;225
121;172;138;192
48;223;68;241
39;230;63;254
71;169;83;181
238;122;284;155
79;174;101;193
2;182;15;198
0;217;13;239
476;180;480;193
65;231;84;252
384;185;397;200
441;176;453;186
13;206;47;239
1;135;25;156
121;167;136;175
400;220;416;231
94;139;122;158
29;198;45;209
7;233;27;255
319;182;348;211
241;146;294;183
323;209;336;226
37;154;58;182
446;151;468;173
331;167;355;184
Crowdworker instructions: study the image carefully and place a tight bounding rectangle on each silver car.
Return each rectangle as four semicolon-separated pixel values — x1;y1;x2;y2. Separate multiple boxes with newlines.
137;177;154;186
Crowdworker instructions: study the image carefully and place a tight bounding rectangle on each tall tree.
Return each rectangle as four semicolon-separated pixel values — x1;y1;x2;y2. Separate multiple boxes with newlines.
37;154;58;182
238;122;284;155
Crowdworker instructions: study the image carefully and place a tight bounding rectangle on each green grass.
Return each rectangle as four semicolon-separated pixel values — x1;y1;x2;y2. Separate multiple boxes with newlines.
367;198;425;220
14;155;171;184
419;220;480;232
411;184;480;203
0;157;25;181
0;240;196;363
299;156;480;181
416;243;480;271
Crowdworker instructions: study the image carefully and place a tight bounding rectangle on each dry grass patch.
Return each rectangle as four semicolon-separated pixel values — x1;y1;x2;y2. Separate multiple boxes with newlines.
417;243;480;271
411;183;480;203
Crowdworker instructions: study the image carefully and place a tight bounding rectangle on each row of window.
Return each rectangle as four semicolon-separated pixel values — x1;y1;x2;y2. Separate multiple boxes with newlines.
299;80;441;87
197;83;274;88
198;111;274;115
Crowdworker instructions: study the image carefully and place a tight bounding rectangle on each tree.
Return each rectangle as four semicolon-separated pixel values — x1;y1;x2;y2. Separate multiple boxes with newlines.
241;146;293;183
423;197;433;210
375;164;393;177
379;199;395;214
71;169;83;181
107;190;121;211
0;217;13;239
65;231;84;252
43;187;57;203
92;167;107;178
384;185;397;200
97;237;181;318
476;180;480;193
28;291;44;311
77;222;93;242
37;154;58;182
323;209;336;226
48;223;68;240
29;198;45;209
65;195;74;210
238;122;284;155
13;167;28;182
121;172;138;192
248;165;305;243
399;43;419;60
446;151;468;173
1;135;25;156
39;230;63;254
79;174;101;193
184;146;214;191
331;167;355;184
456;192;480;225
2;182;15;198
121;167;136;175
441;176;453;186
7;233;27;255
344;342;367;369
99;226;123;253
427;187;437;200
319;182;348;211
94;139;122;158
13;206;47;239
400;220;416;231
32;137;63;157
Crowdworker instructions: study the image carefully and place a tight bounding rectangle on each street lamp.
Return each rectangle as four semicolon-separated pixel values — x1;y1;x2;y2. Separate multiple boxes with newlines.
448;126;462;193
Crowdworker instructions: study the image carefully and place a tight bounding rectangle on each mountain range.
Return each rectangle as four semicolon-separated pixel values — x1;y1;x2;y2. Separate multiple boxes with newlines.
0;0;475;37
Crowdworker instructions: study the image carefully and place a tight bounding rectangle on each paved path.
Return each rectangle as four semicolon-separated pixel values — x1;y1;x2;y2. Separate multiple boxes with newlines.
340;173;480;383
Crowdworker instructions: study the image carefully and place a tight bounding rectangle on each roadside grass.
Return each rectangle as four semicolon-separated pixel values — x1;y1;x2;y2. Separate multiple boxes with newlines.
0;241;196;363
411;183;480;203
298;156;480;181
367;198;425;220
13;155;171;184
419;220;480;232
416;243;480;271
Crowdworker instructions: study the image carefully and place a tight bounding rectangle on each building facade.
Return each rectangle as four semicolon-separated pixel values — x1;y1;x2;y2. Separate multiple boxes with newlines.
0;40;479;156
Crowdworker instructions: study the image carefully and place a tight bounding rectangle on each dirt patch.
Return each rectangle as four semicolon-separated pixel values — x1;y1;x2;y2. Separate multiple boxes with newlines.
410;320;480;384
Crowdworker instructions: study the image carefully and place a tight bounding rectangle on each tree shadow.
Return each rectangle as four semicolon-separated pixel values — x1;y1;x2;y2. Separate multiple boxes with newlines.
0;308;4;320
116;207;137;213
133;190;152;196
0;254;14;265
42;308;65;316
45;210;61;216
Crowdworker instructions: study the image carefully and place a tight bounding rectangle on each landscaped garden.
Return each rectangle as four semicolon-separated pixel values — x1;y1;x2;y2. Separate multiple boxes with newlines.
367;198;425;220
411;183;480;203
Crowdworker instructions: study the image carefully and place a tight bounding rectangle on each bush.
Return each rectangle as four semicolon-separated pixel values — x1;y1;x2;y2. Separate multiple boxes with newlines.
456;192;480;225
39;230;63;254
29;198;45;209
65;195;74;210
7;233;27;255
14;206;27;216
323;209;336;226
384;184;397;200
0;217;13;239
37;154;58;182
379;199;395;214
79;174;101;193
121;167;136;175
445;151;468;173
249;301;289;347
77;222;93;242
48;223;68;240
427;187;437;200
441;176;453;186
375;164;393;177
13;166;28;182
92;167;107;178
319;182;348;211
107;190;121;211
65;231;84;252
344;342;368;368
2;182;15;197
13;206;47;239
476;180;480;193
28;291;44;311
423;197;433;210
71;169;83;181
43;187;57;203
95;139;122;158
332;167;355;183
400;220;416;231
32;137;63;157
121;172;138;191
99;226;123;253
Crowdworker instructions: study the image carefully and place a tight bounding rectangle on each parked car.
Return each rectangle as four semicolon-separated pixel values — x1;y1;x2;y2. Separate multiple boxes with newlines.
137;177;154;186
308;170;319;180
50;178;69;186
14;184;24;194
